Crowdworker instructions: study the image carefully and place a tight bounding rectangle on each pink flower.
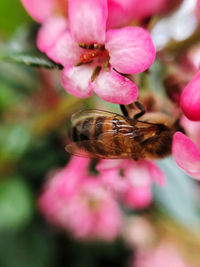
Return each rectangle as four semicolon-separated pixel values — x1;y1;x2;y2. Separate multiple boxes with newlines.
107;0;183;29
172;132;200;180
181;115;200;150
180;71;200;121
22;0;156;104
133;242;188;267
22;0;58;23
21;0;68;52
39;156;122;241
97;158;165;209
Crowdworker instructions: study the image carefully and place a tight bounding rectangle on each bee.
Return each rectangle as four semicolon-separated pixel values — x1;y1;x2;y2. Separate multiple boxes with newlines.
66;102;177;160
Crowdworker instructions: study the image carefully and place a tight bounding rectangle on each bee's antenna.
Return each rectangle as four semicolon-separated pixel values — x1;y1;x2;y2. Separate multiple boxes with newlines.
173;117;185;134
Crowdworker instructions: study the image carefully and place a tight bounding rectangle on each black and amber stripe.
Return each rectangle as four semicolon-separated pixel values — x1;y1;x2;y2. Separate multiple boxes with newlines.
72;116;106;155
71;115;135;157
112;116;122;155
72;117;94;142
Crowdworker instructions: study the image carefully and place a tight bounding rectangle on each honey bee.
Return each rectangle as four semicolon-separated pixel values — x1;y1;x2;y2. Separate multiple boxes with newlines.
66;102;177;160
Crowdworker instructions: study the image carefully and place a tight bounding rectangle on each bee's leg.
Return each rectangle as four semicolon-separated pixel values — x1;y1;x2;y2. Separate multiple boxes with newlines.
173;117;185;134
120;105;129;117
134;101;146;119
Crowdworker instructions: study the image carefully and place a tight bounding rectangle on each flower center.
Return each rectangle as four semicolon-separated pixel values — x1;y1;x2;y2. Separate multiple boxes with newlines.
77;43;110;65
75;43;110;82
80;49;109;65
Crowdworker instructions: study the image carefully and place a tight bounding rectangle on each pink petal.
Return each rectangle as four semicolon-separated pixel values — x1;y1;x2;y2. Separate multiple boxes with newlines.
125;160;153;187
99;169;128;194
21;0;55;22
172;132;200;180
93;68;138;104
46;31;82;66
107;0;182;27
180;71;200;121
107;0;138;29
37;16;68;52
97;159;123;171
197;0;200;19
62;65;94;98
123;186;153;209
68;0;108;44
66;156;91;177
105;26;156;74
181;116;200;150
147;160;166;186
135;242;188;267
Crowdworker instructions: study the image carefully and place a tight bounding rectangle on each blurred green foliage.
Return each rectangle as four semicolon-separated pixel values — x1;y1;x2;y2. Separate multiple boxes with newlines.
0;0;32;38
0;176;33;231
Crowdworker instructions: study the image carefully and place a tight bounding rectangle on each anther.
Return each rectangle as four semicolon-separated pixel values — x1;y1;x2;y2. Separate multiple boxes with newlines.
78;43;94;50
78;43;87;49
104;60;110;71
74;60;93;67
74;61;84;67
93;44;105;50
91;66;101;82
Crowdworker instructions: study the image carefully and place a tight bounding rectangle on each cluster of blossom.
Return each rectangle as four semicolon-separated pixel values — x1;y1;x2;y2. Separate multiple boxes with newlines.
39;158;189;266
173;69;200;179
39;156;165;240
39;157;122;241
21;0;200;263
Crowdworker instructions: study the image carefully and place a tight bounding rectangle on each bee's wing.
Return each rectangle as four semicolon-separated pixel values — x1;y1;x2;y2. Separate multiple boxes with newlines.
68;109;142;159
65;140;141;159
66;128;142;159
71;109;125;126
66;141;119;159
65;141;103;158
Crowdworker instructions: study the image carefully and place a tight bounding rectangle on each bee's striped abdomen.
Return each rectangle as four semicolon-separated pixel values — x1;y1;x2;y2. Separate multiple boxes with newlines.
94;116;105;139
111;117;122;154
71;114;137;158
72;117;94;142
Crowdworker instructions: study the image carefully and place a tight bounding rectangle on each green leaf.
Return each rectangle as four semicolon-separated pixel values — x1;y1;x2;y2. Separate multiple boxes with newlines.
7;24;39;52
0;81;22;110
0;177;33;231
0;224;55;267
0;51;62;69
0;125;32;161
0;62;39;93
0;0;31;36
153;157;200;226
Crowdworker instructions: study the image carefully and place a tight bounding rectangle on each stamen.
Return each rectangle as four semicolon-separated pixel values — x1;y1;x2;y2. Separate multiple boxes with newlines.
93;43;105;50
80;50;108;64
91;66;101;82
79;43;105;50
76;43;109;67
78;43;87;49
74;61;84;67
78;43;94;50
104;60;110;71
74;60;93;67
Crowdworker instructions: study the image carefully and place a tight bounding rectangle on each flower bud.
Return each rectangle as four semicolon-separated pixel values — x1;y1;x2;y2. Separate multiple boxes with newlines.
180;71;200;121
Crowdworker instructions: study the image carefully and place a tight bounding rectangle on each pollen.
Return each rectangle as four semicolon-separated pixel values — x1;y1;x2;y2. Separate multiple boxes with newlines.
80;49;109;64
77;43;110;65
